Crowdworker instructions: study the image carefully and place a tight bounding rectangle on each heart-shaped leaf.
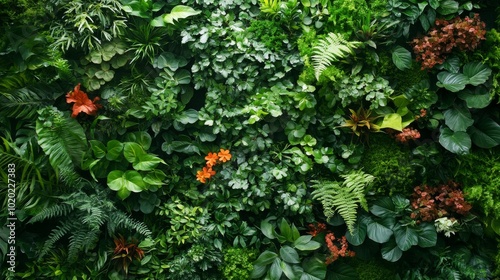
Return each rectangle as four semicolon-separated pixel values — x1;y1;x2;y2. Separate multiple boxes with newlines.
393;224;419;251
439;127;471;154
457;87;491;109
381;238;403;262
392;46;412;70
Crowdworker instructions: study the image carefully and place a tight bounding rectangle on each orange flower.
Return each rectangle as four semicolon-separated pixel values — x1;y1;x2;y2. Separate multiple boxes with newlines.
217;149;232;163
205;152;219;167
196;167;216;183
66;83;102;118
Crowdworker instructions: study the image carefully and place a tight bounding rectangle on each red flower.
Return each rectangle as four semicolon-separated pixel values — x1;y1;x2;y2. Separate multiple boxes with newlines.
66;83;102;118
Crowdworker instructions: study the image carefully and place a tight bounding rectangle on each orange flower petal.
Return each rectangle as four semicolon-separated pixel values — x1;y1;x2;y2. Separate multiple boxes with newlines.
217;148;231;162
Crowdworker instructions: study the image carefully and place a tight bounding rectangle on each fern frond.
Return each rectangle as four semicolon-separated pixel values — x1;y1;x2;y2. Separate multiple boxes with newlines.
0;88;55;120
311;33;361;80
311;170;375;233
109;211;152;237
39;219;77;259
29;203;74;224
67;228;99;261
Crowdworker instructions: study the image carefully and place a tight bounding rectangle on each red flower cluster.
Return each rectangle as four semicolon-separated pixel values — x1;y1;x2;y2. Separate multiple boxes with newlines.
395;128;421;143
410;181;472;222
66;83;102;118
196;149;232;183
307;222;327;237
325;232;355;265
412;14;486;69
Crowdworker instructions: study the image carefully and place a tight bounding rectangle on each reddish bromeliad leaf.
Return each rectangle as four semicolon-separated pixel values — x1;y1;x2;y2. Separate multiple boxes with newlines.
66;83;102;118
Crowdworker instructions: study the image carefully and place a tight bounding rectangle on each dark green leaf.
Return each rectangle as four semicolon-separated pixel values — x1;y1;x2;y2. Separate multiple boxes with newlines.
254;251;278;266
124;131;152;150
444;105;474;132
417;222;437;247
437;0;459;15
269;258;283;280
90;140;106;159
463;62;492;86
457;88;491;109
439;127;471;155
327;262;357;280
392;46;412;70
393;224;419;251
143;170;166;185
381;238;403;262
441;56;460;73
280;219;293;242
429;0;439;9
261;219;275;240
436;72;468;92
370;197;395;218
345;220;367;246
303;257;327;279
367;220;393;243
469;117;500;148
294;236;321;251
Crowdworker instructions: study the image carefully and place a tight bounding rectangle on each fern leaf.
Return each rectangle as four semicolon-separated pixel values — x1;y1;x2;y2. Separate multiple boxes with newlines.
311;33;361;80
39;220;76;259
29;203;74;224
110;211;152;237
36;107;88;169
311;170;375;233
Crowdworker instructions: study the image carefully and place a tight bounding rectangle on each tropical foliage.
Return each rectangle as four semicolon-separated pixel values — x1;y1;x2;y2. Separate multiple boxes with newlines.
1;0;500;279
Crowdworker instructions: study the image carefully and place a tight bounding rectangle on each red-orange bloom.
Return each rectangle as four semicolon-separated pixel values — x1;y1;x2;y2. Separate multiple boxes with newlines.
66;83;102;118
217;149;232;162
205;152;219;167
196;167;216;183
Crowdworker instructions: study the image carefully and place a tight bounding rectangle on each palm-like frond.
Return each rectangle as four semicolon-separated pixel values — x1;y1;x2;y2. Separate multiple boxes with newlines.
311;170;375;233
311;33;361;80
36;107;88;170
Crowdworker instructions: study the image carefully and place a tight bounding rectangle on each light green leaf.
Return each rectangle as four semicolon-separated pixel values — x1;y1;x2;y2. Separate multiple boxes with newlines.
123;142;146;163
107;170;146;198
133;154;164;171
294;235;321;251
106;140;124;161
391;46;412;70
163;5;201;25
439;127;471;155
378;113;403;131
143;170;166;185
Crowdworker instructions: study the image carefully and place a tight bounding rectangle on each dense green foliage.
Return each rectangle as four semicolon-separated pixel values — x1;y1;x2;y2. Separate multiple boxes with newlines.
1;0;500;279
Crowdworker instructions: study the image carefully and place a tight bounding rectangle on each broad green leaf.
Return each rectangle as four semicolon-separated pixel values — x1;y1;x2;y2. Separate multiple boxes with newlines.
439;127;471;155
417;223;437;247
327;262;357;280
393;224;419;251
133;154;164;171
280;219;293;242
437;0;459;15
163;140;200;154
367;220;393;243
151;15;165;27
107;170;146;196
163;5;201;25
491;218;500;235
392;95;410;108
250;264;268;279
392;195;410;212
106;140;124;161
90;140;106;159
294;235;321;251
123;142;146;163
281;261;297;279
370;197;395;218
124;131;152;150
303;257;327;279
378;113;403;131
429;0;439;9
176;109;198;124
436;72;468;92
143;170;167;185
261;219;275;240
441;56;460;73
463;62;492;86
457;88;491;109
291;224;300;241
269;258;283;280
469;117;500;148
392;46;412;70
345;220;367;246
381;239;403;262
444;105;474;132
254;251;278;267
280;246;300;264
